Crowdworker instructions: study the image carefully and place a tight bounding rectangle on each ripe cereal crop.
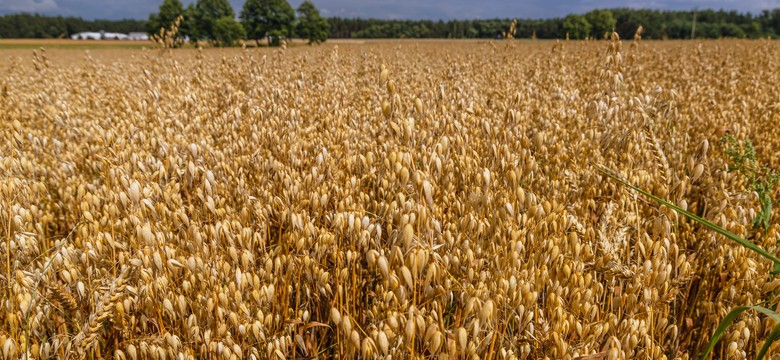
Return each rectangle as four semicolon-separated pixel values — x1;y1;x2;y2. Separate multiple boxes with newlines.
1;38;780;359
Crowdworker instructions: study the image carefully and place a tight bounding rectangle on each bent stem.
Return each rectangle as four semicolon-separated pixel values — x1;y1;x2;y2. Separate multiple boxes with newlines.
593;163;780;268
593;163;780;359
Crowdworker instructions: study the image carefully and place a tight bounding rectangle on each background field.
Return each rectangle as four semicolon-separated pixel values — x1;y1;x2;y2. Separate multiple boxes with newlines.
1;39;779;359
0;39;154;49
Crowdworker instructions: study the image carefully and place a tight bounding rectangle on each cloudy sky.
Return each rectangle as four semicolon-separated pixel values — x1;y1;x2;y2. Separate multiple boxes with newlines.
0;0;778;20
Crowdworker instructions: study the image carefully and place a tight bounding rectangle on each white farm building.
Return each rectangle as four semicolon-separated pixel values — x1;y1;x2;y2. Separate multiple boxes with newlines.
70;31;148;40
128;32;150;41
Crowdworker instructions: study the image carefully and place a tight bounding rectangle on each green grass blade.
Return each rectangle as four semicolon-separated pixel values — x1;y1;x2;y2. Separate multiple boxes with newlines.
594;164;780;266
700;305;780;360
757;323;780;360
747;305;780;323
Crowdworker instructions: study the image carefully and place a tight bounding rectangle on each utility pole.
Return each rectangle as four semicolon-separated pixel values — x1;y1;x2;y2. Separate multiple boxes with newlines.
691;9;697;39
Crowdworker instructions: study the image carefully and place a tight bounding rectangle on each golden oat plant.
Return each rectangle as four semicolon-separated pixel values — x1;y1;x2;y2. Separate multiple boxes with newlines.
2;39;779;359
594;164;780;360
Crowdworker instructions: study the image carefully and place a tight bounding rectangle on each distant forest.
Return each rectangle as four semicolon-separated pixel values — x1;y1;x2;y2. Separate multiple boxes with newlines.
329;9;780;40
0;15;147;38
1;8;779;40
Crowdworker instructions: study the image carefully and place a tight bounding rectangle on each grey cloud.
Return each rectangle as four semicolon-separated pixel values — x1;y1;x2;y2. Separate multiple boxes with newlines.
0;0;59;13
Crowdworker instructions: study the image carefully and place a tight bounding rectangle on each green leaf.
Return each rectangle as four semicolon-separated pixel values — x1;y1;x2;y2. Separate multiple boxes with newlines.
757;323;780;360
593;164;780;267
700;305;780;360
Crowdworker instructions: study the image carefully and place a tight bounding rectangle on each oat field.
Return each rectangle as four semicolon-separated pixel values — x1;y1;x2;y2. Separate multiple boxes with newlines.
1;38;780;359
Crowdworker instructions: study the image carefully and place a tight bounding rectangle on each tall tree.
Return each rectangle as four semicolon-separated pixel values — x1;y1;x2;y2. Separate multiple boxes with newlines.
761;9;780;36
585;10;616;39
296;1;329;44
194;0;235;44
240;0;295;46
563;14;591;39
181;3;199;41
213;16;246;46
148;0;188;46
148;0;185;34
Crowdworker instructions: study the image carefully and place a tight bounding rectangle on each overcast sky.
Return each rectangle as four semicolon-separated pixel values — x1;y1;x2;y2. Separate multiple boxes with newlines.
1;0;778;20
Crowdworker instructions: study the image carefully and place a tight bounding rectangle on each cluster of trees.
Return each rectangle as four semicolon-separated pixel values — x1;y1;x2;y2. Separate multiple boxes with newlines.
2;8;780;42
329;8;780;40
147;0;329;46
0;13;146;38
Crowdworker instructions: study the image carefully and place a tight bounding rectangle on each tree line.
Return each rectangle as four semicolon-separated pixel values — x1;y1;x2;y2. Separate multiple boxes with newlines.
147;0;329;46
1;7;779;43
0;13;146;38
329;8;780;40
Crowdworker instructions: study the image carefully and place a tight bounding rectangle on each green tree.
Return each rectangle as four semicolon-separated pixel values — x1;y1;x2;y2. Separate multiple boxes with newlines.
585;10;616;39
213;16;246;46
181;3;199;41
720;23;746;38
240;0;295;46
296;0;329;44
563;14;591;39
194;0;235;44
148;0;185;34
763;9;780;36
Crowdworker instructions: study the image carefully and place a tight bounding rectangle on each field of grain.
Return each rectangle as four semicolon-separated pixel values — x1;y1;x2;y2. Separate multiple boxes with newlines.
1;39;779;359
0;39;154;50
